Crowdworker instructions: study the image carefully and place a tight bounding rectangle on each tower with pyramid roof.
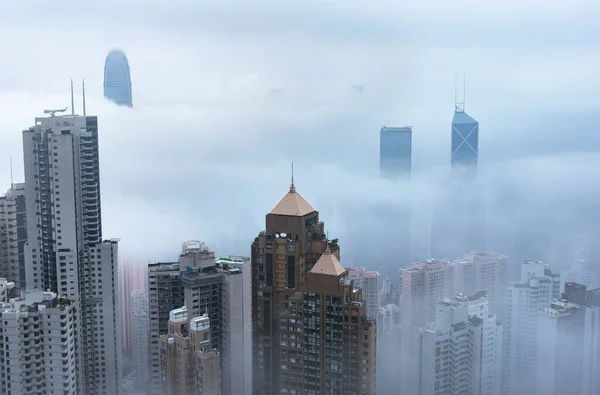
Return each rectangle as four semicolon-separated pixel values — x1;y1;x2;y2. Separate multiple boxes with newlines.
251;174;340;395
277;240;377;394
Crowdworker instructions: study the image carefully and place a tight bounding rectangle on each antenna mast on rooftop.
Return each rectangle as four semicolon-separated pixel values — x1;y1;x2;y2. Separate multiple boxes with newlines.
70;79;75;115
82;79;87;116
454;72;466;113
289;162;296;193
9;157;13;189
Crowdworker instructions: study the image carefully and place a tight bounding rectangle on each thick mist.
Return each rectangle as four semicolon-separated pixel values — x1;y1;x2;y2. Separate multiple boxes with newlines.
1;1;600;274
2;2;600;395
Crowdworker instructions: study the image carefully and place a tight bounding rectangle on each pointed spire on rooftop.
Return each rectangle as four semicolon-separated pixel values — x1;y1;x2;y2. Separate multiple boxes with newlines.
290;162;296;193
269;164;316;216
310;244;346;277
454;72;466;113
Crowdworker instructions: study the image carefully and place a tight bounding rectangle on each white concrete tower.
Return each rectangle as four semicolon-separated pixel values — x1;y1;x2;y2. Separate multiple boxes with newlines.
22;110;123;395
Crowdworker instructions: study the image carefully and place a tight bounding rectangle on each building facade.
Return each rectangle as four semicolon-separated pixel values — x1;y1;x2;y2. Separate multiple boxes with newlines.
0;288;77;395
503;261;561;395
347;267;380;321
120;261;146;353
148;261;183;395
131;290;150;391
220;256;252;395
103;49;133;107
180;244;223;356
451;109;479;181
159;307;221;395
22;113;122;395
278;249;377;395
251;180;339;395
0;183;26;295
379;126;412;180
537;283;600;395
453;252;508;319
413;293;502;395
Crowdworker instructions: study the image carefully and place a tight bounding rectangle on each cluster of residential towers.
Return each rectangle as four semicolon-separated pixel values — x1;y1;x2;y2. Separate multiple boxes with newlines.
0;64;599;395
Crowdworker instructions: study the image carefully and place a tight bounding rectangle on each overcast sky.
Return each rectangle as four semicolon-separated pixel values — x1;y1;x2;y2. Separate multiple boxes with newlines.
1;1;599;273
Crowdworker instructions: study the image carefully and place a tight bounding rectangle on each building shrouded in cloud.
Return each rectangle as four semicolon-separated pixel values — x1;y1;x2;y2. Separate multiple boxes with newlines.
103;49;133;107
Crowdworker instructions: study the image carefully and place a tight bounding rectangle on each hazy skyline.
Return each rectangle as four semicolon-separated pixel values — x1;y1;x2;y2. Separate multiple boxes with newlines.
1;1;600;272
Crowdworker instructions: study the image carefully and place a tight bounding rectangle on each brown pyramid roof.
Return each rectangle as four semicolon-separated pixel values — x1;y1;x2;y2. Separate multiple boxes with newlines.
310;250;346;276
270;184;315;217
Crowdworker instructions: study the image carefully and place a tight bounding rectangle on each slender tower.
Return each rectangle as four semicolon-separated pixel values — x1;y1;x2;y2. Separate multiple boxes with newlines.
451;73;479;180
431;74;485;259
22;93;123;394
251;169;339;395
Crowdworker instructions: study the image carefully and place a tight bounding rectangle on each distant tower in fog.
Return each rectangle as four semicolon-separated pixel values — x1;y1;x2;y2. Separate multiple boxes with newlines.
379;126;412;179
104;49;133;107
451;75;478;180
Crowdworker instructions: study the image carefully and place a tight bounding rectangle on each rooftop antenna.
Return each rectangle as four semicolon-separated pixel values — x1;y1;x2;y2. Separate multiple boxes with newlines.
454;72;465;113
70;79;75;115
82;79;86;116
289;162;296;193
463;72;466;112
9;157;13;189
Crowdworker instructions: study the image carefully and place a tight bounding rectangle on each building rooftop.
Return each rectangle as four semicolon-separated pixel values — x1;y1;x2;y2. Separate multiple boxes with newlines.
310;250;346;276
452;111;477;125
270;183;315;217
1;289;64;314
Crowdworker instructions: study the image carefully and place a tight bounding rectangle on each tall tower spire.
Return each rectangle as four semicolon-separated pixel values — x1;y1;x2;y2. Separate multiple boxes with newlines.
70;79;75;115
82;79;86;116
454;72;465;113
290;162;296;193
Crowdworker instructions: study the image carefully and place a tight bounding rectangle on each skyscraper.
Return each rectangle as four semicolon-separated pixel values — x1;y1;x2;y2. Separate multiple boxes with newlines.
379;126;412;179
251;177;338;395
148;261;183;394
453;252;508;319
0;286;78;395
451;102;479;180
22;110;123;394
347;266;380;321
0;183;26;295
537;283;600;395
103;49;133;107
379;126;413;269
159;307;221;395
503;260;561;395
131;290;150;391
431;88;484;259
120;261;146;354
278;249;377;394
220;256;253;395
411;292;502;395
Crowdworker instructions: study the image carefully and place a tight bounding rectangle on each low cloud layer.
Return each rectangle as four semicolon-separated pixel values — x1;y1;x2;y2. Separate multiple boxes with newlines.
0;1;599;276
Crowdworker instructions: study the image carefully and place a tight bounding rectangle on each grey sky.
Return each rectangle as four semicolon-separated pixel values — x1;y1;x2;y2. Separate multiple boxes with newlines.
1;1;599;270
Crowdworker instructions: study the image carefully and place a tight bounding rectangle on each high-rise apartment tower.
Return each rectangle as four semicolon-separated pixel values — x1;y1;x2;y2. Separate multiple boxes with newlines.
22;111;123;394
159;307;221;395
0;183;26;295
278;249;377;394
148;261;183;395
131;290;149;391
503;260;561;395
0;286;78;395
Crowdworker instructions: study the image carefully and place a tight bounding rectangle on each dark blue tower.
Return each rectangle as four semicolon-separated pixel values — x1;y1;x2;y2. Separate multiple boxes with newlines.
451;98;478;180
103;49;133;107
